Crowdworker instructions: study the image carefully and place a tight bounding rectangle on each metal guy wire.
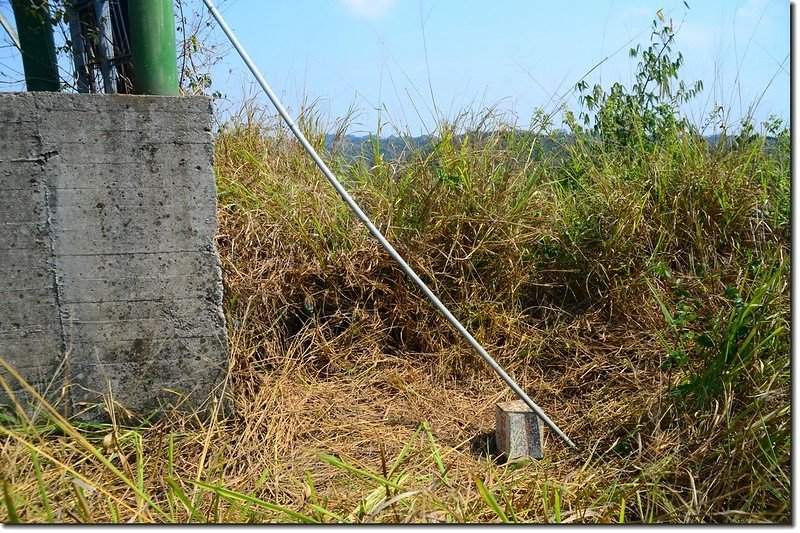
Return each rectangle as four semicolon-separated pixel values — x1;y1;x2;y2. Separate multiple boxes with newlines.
202;0;577;451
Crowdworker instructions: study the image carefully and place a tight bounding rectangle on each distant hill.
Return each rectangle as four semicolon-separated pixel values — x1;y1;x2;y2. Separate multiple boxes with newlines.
322;131;779;165
323;133;431;163
323;131;574;165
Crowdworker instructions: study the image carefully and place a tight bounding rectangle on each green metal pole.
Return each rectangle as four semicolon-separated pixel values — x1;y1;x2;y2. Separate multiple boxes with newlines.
11;0;59;92
127;0;179;95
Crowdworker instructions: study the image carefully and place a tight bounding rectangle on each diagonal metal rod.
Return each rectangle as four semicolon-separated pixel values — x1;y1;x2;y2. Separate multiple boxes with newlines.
0;11;20;51
202;0;576;451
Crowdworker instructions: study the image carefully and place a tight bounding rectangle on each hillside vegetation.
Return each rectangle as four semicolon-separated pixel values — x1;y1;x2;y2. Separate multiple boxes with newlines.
0;14;789;523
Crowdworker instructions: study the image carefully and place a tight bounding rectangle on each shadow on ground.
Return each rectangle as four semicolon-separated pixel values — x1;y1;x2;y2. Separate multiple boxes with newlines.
469;429;507;464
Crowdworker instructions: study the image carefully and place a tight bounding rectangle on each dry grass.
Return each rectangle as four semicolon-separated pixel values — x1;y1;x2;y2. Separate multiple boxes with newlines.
0;100;789;523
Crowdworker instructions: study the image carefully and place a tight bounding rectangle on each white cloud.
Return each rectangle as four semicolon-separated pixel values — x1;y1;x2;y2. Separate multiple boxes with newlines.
340;0;398;20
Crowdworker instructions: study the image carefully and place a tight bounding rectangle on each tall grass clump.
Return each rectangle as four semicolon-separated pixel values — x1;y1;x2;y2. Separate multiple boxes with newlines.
0;10;789;524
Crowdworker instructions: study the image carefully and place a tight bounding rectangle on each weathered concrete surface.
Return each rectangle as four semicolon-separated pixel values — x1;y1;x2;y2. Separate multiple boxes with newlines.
0;92;228;420
495;400;543;460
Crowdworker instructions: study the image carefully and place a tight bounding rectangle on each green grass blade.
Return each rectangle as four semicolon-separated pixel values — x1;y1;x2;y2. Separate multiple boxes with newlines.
222;500;247;522
553;486;562;523
304;471;328;522
181;478;317;524
166;434;176;519
30;450;53;522
387;424;423;478
500;490;518;523
108;501;120;523
134;433;145;510
474;477;510;523
0;426;141;519
165;478;205;523
421;422;449;484
71;482;94;522
0;357;171;521
308;503;348;524
211;464;225;523
2;480;20;524
319;454;405;491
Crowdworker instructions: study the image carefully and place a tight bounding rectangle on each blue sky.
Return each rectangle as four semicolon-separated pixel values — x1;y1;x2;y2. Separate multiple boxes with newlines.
205;0;790;135
0;0;790;135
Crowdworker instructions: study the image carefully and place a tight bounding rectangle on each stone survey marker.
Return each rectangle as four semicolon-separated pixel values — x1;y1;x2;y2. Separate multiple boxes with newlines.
495;400;544;460
0;93;228;420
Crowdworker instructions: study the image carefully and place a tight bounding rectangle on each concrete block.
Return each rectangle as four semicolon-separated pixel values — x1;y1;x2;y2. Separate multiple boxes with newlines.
495;400;544;460
0;93;228;421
